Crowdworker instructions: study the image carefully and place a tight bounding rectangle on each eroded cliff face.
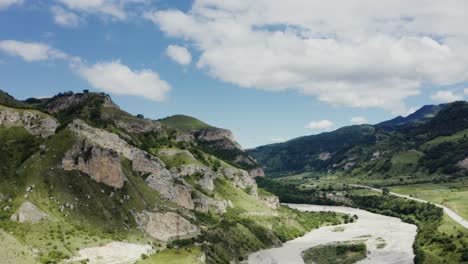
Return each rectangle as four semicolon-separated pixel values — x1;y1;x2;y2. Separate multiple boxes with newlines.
196;128;243;150
62;140;127;189
0;106;58;137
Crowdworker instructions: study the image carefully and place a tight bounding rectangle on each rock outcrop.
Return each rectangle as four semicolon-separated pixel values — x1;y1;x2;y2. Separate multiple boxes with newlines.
67;119;194;208
196;128;243;150
62;140;126;188
0;107;58;137
145;171;194;209
249;167;265;178
10;202;50;224
46;94;88;113
136;211;199;241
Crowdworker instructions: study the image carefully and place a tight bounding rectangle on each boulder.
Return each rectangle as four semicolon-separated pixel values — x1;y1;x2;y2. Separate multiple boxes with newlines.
10;202;50;224
136;211;199;242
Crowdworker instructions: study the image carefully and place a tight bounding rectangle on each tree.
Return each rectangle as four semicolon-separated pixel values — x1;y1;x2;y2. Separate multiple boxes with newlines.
136;114;144;118
83;89;89;94
382;187;390;196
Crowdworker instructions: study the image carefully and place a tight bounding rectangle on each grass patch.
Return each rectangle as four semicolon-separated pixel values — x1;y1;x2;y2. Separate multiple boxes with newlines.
137;246;204;264
159;115;212;131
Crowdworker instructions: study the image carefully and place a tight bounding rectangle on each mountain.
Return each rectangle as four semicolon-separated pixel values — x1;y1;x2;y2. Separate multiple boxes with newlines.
0;90;340;264
248;102;468;182
377;104;446;131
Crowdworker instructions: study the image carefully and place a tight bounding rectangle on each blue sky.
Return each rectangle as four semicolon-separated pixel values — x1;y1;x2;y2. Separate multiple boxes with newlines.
1;1;468;148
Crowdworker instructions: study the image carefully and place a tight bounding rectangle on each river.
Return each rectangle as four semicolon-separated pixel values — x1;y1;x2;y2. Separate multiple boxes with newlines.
248;204;417;264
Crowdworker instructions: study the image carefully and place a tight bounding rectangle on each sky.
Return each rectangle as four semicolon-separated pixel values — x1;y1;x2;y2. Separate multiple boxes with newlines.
1;0;468;148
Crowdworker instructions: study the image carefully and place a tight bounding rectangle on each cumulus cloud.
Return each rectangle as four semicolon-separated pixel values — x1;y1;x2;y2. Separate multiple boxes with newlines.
51;6;82;27
350;116;368;125
166;45;192;66
0;0;22;10
0;40;69;62
146;0;468;114
75;60;171;102
305;120;334;131
430;90;462;103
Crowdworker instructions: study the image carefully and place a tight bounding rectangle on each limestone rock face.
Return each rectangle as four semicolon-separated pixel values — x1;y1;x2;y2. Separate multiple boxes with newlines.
62;140;126;189
145;172;194;209
196;128;243;150
67;119;194;208
175;133;195;143
113;119;163;134
248;167;265;178
136;211;199;242
10;202;50;224
0;107;58;137
46;94;88;113
192;191;230;213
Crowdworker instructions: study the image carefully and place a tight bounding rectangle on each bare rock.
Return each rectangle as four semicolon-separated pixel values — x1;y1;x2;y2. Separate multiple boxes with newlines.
63;140;126;189
136;211;199;242
318;152;331;161
249;167;265;178
457;158;468;170
0;107;58;137
10;202;50;224
192;192;229;213
145;171;194;209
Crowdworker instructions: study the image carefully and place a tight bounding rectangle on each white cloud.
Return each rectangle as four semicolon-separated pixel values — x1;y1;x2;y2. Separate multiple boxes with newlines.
51;6;82;27
350;116;368;125
75;60;171;102
0;40;69;62
0;0;22;10
270;137;286;143
56;0;146;20
146;0;468;114
430;90;462;103
166;45;192;66
306;120;334;130
464;88;468;95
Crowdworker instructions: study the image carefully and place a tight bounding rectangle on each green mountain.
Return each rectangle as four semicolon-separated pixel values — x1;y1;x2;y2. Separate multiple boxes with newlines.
248;102;468;183
0;90;341;264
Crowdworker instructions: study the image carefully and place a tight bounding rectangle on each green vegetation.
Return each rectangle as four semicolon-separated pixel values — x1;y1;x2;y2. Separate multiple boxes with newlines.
159;115;212;131
302;242;367;264
390;180;468;220
137;247;204;264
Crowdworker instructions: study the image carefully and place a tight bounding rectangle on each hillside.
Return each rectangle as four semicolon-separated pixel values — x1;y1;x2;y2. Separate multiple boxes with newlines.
0;90;342;264
248;102;468;183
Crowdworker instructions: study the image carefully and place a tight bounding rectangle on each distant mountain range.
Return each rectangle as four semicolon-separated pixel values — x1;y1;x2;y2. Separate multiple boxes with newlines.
248;101;468;182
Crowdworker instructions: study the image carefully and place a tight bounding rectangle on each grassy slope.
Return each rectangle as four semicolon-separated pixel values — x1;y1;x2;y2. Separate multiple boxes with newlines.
0;229;38;264
160;115;212;131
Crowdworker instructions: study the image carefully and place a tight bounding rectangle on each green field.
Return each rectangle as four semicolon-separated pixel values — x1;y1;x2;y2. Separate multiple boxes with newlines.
137;247;204;264
390;179;468;220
